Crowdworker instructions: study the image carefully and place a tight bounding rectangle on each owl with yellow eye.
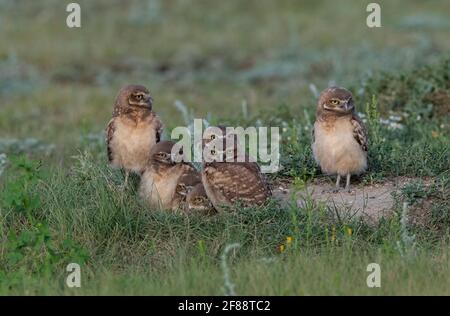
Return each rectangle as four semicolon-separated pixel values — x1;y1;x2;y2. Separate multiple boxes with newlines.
312;87;368;192
201;126;272;211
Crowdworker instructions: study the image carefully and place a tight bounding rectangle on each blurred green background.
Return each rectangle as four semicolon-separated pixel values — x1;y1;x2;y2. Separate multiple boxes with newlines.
0;0;449;152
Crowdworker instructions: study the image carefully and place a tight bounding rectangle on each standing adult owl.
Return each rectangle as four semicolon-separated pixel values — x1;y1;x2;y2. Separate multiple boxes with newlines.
312;87;368;192
106;84;163;187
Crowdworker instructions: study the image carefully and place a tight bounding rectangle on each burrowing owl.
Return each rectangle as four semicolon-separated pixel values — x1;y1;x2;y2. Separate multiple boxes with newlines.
312;87;368;192
186;183;214;214
139;141;197;211
201;126;271;211
173;167;202;211
106;84;163;187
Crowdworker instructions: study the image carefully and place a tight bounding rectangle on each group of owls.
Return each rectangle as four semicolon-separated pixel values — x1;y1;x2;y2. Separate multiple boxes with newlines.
106;84;368;213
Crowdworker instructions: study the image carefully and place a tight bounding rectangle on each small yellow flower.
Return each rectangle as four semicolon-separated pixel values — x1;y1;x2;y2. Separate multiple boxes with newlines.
346;227;353;236
279;244;285;253
331;227;336;242
286;236;293;245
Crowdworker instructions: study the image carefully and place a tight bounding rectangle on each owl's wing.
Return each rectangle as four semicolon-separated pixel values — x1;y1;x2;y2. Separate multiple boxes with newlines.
351;114;368;152
105;118;116;163
207;161;271;206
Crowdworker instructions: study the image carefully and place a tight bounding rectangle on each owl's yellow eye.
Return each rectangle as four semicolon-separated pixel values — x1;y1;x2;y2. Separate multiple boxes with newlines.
210;135;216;140
135;94;143;101
330;99;340;106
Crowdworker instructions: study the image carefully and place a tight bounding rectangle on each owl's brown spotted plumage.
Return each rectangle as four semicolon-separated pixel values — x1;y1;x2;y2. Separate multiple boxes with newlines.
106;84;163;187
173;167;202;212
201;126;271;211
139;141;197;210
186;183;215;214
312;86;368;192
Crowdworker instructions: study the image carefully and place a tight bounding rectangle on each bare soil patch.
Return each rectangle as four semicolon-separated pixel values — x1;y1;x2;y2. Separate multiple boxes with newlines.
273;177;433;223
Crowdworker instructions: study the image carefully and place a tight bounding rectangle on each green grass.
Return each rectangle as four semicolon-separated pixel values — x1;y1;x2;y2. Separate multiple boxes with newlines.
1;1;450;295
1;139;449;294
4;248;450;295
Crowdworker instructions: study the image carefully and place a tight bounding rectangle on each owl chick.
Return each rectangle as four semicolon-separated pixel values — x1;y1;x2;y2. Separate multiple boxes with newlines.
312;87;368;192
186;183;215;214
106;84;163;187
201;126;272;211
139;141;196;210
172;168;202;212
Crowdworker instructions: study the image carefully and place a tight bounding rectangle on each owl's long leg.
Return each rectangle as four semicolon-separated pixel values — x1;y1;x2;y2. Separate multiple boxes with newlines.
345;173;351;192
334;174;341;192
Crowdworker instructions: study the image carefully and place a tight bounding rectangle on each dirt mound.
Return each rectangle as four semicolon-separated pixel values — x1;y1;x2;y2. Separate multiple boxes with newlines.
274;177;432;223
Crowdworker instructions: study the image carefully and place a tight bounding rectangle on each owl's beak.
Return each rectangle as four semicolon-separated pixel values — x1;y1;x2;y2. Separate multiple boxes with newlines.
343;101;351;111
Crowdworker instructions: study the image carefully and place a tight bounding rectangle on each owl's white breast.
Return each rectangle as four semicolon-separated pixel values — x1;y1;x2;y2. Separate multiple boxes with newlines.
111;116;157;173
312;117;367;176
139;165;185;210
